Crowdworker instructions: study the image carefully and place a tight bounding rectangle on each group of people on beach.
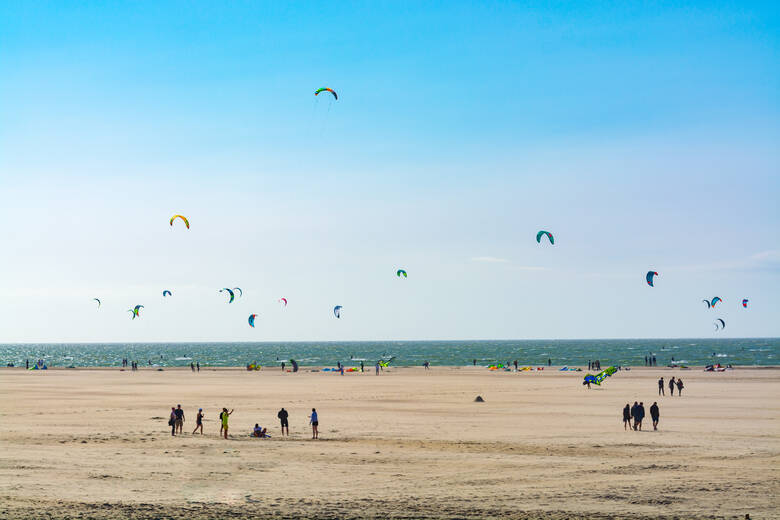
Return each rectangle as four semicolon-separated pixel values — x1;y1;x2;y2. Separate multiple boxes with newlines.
658;376;684;396
623;401;660;431
167;405;319;439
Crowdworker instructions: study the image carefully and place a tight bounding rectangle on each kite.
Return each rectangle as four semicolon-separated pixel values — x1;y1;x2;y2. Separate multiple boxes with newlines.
714;318;726;331
129;304;144;319
583;366;617;386
233;287;243;298
334;305;342;319
93;298;101;308
279;298;288;307
169;215;190;229
220;288;235;303
702;299;711;308
248;314;257;328
397;269;407;278
742;299;749;308
536;230;554;245
646;271;658;287
314;87;338;100
163;290;172;297
711;297;722;307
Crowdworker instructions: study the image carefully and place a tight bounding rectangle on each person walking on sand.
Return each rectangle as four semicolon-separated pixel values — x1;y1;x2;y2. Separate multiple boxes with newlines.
623;403;631;431
630;401;639;431
193;408;204;435
174;404;185;434
309;408;319;439
637;402;645;431
221;408;233;439
650;402;660;430
676;378;684;396
277;407;289;436
169;407;177;436
669;376;676;396
658;376;665;396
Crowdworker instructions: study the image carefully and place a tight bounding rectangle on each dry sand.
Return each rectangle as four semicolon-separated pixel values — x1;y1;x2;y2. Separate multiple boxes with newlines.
1;365;778;519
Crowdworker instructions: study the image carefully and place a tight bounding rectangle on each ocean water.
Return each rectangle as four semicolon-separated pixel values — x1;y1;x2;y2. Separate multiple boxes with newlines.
0;338;777;368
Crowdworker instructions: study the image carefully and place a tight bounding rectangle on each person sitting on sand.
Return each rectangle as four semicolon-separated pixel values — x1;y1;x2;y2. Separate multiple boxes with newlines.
193;408;204;435
669;376;676;396
623;404;631;430
221;408;233;439
650;402;660;430
252;424;267;437
676;378;684;396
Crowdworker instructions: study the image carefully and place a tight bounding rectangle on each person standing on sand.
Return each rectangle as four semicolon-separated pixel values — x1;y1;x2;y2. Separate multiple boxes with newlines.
623;404;631;430
423;361;430;370
473;359;477;366
174;404;185;434
193;408;204;434
281;362;285;372
309;408;319;439
339;364;344;376
676;378;684;396
669;376;676;396
375;362;380;375
514;360;518;371
221;408;233;439
630;401;639;431
360;361;364;373
650;402;660;430
637;402;645;431
658;377;665;396
548;358;551;366
190;362;195;372
277;408;289;436
196;361;200;372
169;407;177;436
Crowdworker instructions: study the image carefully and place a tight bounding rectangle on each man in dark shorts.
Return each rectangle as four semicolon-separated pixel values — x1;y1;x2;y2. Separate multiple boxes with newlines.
277;407;289;436
174;404;185;434
650;402;660;430
658;377;665;396
309;408;319;439
669;376;676;396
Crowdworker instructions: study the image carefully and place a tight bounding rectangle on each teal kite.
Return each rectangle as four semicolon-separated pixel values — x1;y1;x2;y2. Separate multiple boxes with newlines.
162;290;172;297
220;288;235;303
248;314;258;328
536;230;554;245
397;269;407;278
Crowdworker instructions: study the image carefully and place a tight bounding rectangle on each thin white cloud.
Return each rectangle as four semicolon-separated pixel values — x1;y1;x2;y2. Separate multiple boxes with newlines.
470;256;509;263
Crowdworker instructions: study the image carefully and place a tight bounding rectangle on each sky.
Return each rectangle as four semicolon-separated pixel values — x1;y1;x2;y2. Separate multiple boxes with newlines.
0;1;778;342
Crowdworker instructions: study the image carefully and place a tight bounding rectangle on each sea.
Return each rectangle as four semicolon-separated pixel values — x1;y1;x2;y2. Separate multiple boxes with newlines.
1;338;777;368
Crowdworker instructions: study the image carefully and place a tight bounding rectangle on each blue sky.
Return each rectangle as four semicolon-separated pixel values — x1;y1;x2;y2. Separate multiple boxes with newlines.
1;1;778;342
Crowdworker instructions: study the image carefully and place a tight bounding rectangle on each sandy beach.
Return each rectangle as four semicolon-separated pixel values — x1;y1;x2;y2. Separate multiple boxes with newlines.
0;366;778;519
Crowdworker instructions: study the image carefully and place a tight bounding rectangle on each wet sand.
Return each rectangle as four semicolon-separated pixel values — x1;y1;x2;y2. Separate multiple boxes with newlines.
0;366;778;519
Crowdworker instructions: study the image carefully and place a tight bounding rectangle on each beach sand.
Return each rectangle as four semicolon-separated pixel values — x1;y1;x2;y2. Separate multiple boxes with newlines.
0;366;778;519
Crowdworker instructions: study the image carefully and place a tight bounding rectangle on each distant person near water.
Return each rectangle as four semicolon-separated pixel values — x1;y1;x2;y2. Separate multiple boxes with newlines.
174;404;185;434
658;377;665;396
676;378;684;396
277;407;289;436
547;358;551;366
423;361;430;370
193;408;204;434
669;376;676;396
360;361;364;372
375;362;380;375
309;408;319;439
281;362;285;372
623;404;631;430
473;359;477;366
221;408;233;439
196;361;200;372
650;402;660;430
